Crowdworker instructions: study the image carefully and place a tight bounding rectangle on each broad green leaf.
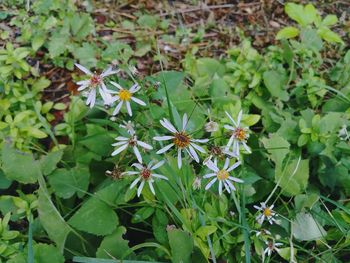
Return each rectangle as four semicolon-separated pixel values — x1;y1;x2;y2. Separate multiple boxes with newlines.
27;127;48;139
70;13;94;39
49;165;90;199
276;27;299;40
285;3;316;27
38;188;71;252
75;43;97;68
168;229;194;263
131;207;155;223
322;15;338;26
40;150;63;175
300;28;323;51
195;225;217;240
292;212;326;241
48;34;69;58
32;35;45;51
276;159;309;196
263;70;289;101
0;169;12;189
318;27;343;44
2;143;41;184
261;134;290;167
34;244;65;263
196;58;225;78
96;226;134;259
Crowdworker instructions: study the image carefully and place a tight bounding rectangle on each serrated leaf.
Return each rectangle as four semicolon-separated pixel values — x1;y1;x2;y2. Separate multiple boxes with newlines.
40;150;63;175
263;70;289;101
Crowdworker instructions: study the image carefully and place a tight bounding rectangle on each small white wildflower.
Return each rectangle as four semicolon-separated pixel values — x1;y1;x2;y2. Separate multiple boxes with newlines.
124;161;168;197
255;229;272;237
264;240;282;257
203;146;238;165
75;63;119;108
110;82;146;116
192;177;201;190
111;130;153;163
204;158;243;195
120;121;135;135
224;110;251;157
204;109;219;133
153;114;209;168
338;124;349;141
254;202;277;225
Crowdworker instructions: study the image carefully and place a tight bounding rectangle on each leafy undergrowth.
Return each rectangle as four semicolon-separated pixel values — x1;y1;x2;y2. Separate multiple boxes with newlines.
1;1;350;263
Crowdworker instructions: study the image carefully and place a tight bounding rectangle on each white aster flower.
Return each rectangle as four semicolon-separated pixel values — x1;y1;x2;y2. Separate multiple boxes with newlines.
264;240;282;257
203;145;238;165
119;121;135;135
224;110;251;157
111;131;153;163
153;114;209;169
338;124;349;141
75;63;119;108
254;202;277;225
204;158;243;195
110;82;146;116
255;229;272;237
192;177;202;190
124;161;168;197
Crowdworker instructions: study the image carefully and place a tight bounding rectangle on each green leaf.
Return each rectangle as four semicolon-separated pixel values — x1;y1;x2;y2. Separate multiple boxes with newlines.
49;165;90;199
68;181;128;236
79;125;114;156
137;15;158;29
292;212;326;241
285;3;317;27
38;188;71;252
322;15;338;26
40;150;63;176
32;35;46;51
300;28;323;51
263;70;289;101
96;226;134;259
318;27;343;44
70;13;94;39
168;229;194;263
34;244;65;263
75;43;97;69
261;134;290;168
27;127;48;139
131;207;155;224
276;159;309;196
2;143;41;184
195;226;217;240
276;27;299;40
48;34;69;58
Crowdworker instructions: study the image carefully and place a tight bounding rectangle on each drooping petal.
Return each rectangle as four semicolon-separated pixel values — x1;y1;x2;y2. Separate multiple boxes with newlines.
227;161;241;172
224;181;231;193
190;143;206;153
132;163;144;170
133;146;143;163
191;138;209;143
131;97;146;106
137;180;145;197
126;101;132;116
110;81;123;90
160;119;177;133
205;178;217;190
77;85;89;91
152;173;168;180
242;142;251;153
205;160;219;173
228;176;243;183
137;140;153;150
156;143;174;154
75;63;92;75
101;66;120;77
150;160;165;170
225;135;235;151
223;158;230;170
153;135;174;141
77;80;90;86
86;89;96;108
182;113;188;131
129;83;141;93
203;173;216;178
130;177;141;189
111;143;128;156
177;149;182;168
111;141;127;147
114;136;129;141
218;180;223;195
225;180;236;191
112;101;123;116
188;145;199;163
148;181;155;195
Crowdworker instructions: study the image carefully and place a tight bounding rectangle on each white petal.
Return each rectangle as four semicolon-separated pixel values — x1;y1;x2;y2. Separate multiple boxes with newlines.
160;119;177;134
113;101;123;116
132;163;144;170
111;141;127;147
226;135;234;151
224;181;231;193
123;171;139;175
111;143;128;156
137;180;145;197
152;173;168;180
224;158;230;170
242;142;251;153
227;161;241;172
190;143;206;153
86;89;96;108
253;205;262;210
101;66;119;77
137;140;153;150
205;178;217;190
218;181;223;195
224;125;235;131
133;146;143;163
153;136;174;141
110;81;123;90
75;63;92;75
188;145;199;163
150;160;165;170
203;173;216;178
130;177;141;189
177;149;182;169
182;113;188;130
225;180;236;191
148;181;155;195
126;101;132;116
156;143;174;154
191;138;209;143
115;136;129;141
131;97;146;106
129;83;140;93
99;85;113;104
77;85;89;91
228;176;243;183
233;140;240;157
237;110;243;126
77;80;90;86
225;111;237;127
205;160;219;172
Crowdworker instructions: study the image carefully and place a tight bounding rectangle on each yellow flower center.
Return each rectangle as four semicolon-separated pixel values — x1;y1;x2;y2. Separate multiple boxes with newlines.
119;89;132;101
234;127;247;141
173;132;190;148
217;169;229;180
263;208;272;217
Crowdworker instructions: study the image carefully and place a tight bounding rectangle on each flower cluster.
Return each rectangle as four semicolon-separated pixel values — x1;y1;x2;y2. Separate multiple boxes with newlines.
75;64;252;197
